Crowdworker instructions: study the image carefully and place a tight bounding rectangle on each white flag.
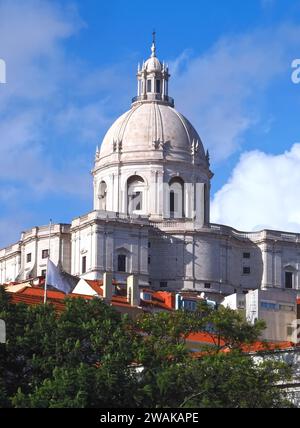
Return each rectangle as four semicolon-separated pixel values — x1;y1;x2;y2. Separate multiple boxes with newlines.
46;259;72;294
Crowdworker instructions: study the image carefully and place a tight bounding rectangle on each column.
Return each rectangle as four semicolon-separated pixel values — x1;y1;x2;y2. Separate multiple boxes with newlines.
195;183;205;227
261;244;273;289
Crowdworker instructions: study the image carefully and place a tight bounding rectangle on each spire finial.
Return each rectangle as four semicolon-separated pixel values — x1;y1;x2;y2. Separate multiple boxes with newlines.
151;29;156;57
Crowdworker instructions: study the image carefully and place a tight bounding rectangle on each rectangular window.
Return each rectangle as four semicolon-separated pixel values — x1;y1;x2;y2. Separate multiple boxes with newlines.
243;252;251;259
160;281;168;288
261;301;277;310
26;253;32;263
243;267;251;275
148;256;151;265
148;241;151;248
143;292;152;301
132;191;142;211
279;304;294;312
147;79;152;92
287;325;294;337
41;269;47;277
42;249;49;259
184;301;196;311
285;272;293;289
204;283;211;289
170;191;175;214
82;256;87;274
118;255;126;272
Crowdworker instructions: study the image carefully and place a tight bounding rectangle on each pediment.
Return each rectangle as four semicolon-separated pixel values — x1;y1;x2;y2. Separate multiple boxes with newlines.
115;245;131;254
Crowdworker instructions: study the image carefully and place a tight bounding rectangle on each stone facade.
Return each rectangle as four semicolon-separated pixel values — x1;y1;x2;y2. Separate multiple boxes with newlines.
0;224;71;283
70;211;149;286
1;41;300;296
245;288;297;342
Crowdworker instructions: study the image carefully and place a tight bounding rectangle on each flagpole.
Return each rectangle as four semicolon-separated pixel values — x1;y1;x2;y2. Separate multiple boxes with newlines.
44;219;52;305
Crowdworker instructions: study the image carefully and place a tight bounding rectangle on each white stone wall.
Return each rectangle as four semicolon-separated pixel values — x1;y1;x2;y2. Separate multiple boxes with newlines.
258;237;300;289
21;225;71;279
71;211;149;285
246;288;297;342
147;223;300;295
0;243;21;284
254;348;300;407
221;293;246;310
149;225;262;293
1;216;300;298
93;161;210;226
72;279;98;296
0;224;71;283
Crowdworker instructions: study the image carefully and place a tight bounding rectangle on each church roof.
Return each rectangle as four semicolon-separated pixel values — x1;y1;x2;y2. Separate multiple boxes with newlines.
99;102;206;165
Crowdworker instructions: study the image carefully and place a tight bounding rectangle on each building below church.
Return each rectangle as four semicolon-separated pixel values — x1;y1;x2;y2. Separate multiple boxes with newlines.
1;40;300;299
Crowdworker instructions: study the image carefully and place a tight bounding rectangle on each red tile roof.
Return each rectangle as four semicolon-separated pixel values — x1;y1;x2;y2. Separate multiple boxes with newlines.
141;299;173;311
240;341;294;353
7;286;296;354
140;289;174;311
186;331;295;353
187;332;226;347
84;280;104;296
7;286;135;312
81;279;123;298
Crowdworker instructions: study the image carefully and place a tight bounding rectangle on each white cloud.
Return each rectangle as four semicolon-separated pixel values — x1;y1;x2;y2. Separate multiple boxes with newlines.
0;1;92;247
0;0;83;104
171;24;300;161
55;101;112;144
211;144;300;233
0;0;136;247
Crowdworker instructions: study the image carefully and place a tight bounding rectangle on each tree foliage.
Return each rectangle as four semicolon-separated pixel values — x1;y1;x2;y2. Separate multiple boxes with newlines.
0;290;293;408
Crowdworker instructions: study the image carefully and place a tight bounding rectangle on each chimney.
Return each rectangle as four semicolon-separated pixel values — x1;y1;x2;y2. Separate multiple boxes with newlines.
103;272;113;302
127;275;140;306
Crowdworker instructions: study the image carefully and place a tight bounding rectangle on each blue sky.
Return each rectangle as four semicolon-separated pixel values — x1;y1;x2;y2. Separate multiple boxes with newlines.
1;0;300;247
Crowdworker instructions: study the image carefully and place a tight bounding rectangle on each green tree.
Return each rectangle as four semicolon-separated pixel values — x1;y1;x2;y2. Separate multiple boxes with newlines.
179;353;293;408
0;288;294;408
204;304;266;351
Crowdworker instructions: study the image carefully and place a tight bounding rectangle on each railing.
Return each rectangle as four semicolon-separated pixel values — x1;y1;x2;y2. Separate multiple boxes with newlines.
210;223;300;243
0;243;20;256
73;210;150;226
132;94;174;107
149;220;197;231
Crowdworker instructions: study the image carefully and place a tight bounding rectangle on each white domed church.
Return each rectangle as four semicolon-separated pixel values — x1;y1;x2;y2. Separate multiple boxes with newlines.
1;40;300;296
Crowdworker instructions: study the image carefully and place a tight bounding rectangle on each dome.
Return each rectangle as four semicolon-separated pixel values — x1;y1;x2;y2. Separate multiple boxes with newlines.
98;102;206;165
95;37;209;170
93;37;212;223
144;56;162;72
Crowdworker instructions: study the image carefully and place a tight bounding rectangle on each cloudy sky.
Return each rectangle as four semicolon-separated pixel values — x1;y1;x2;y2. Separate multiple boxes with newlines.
0;0;300;247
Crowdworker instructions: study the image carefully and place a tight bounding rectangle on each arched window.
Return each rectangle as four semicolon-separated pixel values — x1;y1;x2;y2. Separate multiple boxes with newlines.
127;175;145;214
169;177;184;219
98;181;107;211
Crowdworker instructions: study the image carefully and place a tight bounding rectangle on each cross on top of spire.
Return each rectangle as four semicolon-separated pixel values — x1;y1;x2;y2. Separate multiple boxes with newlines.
151;30;156;57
